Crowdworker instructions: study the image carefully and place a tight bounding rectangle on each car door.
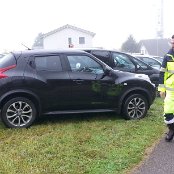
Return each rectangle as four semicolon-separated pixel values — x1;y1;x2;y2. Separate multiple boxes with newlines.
65;53;117;110
25;54;72;111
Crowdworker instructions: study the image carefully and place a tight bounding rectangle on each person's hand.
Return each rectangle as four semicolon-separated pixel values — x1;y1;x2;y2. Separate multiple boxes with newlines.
160;91;166;99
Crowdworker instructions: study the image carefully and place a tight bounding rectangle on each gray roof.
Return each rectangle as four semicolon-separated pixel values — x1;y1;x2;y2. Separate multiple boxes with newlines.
139;38;170;57
43;24;96;38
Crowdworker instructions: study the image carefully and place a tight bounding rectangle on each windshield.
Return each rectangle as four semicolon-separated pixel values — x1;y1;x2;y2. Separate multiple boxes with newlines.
133;58;149;70
153;57;163;63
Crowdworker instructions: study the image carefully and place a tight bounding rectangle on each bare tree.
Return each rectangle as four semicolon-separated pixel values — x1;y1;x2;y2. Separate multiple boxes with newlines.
121;35;140;53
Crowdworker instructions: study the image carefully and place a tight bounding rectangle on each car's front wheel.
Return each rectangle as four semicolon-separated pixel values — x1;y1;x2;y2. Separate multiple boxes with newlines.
122;94;148;120
1;97;36;128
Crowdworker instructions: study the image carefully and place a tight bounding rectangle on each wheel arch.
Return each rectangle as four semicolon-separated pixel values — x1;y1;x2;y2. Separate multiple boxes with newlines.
118;88;152;114
0;90;41;116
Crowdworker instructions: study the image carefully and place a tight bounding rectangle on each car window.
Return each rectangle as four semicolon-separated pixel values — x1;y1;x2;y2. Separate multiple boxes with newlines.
140;57;161;69
67;55;104;74
154;57;163;63
133;58;149;70
91;50;110;65
35;55;62;71
112;53;135;71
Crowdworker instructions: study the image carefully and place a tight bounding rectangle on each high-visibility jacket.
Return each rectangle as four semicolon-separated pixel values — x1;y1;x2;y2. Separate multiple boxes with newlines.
158;49;174;92
158;49;174;118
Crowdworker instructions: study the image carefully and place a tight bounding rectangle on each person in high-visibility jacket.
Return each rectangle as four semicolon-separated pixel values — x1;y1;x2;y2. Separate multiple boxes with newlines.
158;35;174;142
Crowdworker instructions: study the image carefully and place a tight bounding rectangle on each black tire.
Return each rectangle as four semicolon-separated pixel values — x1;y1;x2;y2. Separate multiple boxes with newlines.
122;94;148;120
1;97;37;128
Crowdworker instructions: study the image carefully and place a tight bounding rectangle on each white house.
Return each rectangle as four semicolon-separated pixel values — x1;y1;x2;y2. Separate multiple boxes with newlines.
42;24;95;49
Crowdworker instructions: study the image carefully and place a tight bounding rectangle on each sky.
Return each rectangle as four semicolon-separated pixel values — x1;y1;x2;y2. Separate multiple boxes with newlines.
0;0;173;52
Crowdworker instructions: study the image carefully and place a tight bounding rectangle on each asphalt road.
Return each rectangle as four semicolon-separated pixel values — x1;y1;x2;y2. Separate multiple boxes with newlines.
131;135;174;174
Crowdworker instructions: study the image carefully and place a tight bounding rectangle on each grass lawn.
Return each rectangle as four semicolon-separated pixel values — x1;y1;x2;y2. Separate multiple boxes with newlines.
0;97;165;174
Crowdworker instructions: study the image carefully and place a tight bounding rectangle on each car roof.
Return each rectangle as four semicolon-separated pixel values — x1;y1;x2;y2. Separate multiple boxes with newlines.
133;54;162;63
78;47;133;56
11;49;86;57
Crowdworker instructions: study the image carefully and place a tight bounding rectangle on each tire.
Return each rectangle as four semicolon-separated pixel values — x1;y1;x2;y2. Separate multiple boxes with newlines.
122;94;148;120
1;97;37;128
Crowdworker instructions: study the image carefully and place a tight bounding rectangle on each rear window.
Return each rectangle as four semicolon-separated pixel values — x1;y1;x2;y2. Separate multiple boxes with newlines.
35;55;62;71
0;53;16;68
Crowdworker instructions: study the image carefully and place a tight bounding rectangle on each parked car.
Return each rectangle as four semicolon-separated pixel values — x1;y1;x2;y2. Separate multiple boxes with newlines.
0;49;156;128
81;49;160;86
132;54;162;70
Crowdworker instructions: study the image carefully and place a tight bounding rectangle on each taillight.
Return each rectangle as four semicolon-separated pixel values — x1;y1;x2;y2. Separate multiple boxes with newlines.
0;65;16;79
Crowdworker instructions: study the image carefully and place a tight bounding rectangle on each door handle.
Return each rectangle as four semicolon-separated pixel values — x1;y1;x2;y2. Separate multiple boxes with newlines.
73;79;84;84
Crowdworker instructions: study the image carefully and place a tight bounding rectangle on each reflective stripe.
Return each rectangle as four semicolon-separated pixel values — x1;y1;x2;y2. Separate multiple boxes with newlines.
158;84;165;88
166;87;174;91
158;84;166;92
160;68;174;73
168;70;174;73
164;117;174;124
160;67;167;72
166;54;174;61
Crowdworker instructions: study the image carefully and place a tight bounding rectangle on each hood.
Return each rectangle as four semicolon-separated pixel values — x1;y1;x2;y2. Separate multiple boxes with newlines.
113;70;152;83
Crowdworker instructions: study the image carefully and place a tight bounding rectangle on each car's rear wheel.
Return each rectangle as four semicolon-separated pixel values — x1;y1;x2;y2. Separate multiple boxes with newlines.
122;94;148;120
1;97;36;128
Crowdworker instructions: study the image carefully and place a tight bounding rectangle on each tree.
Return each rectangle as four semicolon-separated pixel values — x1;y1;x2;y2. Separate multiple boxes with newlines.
32;33;44;49
121;35;140;53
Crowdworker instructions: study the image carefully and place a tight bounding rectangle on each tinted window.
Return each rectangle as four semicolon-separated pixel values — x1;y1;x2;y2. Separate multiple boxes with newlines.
67;55;104;74
133;58;149;70
35;55;62;71
91;50;110;65
138;57;161;69
112;53;135;71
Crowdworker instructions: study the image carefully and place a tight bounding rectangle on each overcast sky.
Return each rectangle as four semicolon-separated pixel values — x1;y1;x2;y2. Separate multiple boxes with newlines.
0;0;173;52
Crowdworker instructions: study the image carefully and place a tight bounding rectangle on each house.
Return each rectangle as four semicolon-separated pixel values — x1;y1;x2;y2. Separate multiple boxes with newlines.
41;24;95;49
139;38;170;57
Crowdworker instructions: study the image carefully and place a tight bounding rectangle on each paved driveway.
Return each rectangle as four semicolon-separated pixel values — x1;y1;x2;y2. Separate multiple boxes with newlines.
131;136;174;174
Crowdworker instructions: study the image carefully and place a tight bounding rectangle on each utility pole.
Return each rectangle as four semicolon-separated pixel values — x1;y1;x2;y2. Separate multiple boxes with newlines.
156;0;164;38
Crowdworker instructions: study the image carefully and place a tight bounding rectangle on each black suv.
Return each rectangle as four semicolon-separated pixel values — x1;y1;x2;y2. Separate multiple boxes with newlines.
0;50;155;128
82;49;160;86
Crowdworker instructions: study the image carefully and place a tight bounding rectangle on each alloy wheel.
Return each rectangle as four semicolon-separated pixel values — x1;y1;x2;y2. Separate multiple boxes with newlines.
6;101;33;127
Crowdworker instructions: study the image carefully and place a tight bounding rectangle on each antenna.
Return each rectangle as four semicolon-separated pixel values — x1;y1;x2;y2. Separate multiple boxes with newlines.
21;43;31;50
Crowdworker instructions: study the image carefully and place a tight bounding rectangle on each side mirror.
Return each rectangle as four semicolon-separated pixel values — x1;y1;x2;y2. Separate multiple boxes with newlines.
103;65;111;75
98;65;112;79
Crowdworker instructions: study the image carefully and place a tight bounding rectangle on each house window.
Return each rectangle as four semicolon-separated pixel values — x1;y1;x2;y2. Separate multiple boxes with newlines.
68;38;74;48
79;37;85;44
68;38;72;45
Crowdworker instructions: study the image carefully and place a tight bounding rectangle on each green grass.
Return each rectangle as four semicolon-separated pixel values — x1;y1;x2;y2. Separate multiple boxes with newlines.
0;98;165;174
